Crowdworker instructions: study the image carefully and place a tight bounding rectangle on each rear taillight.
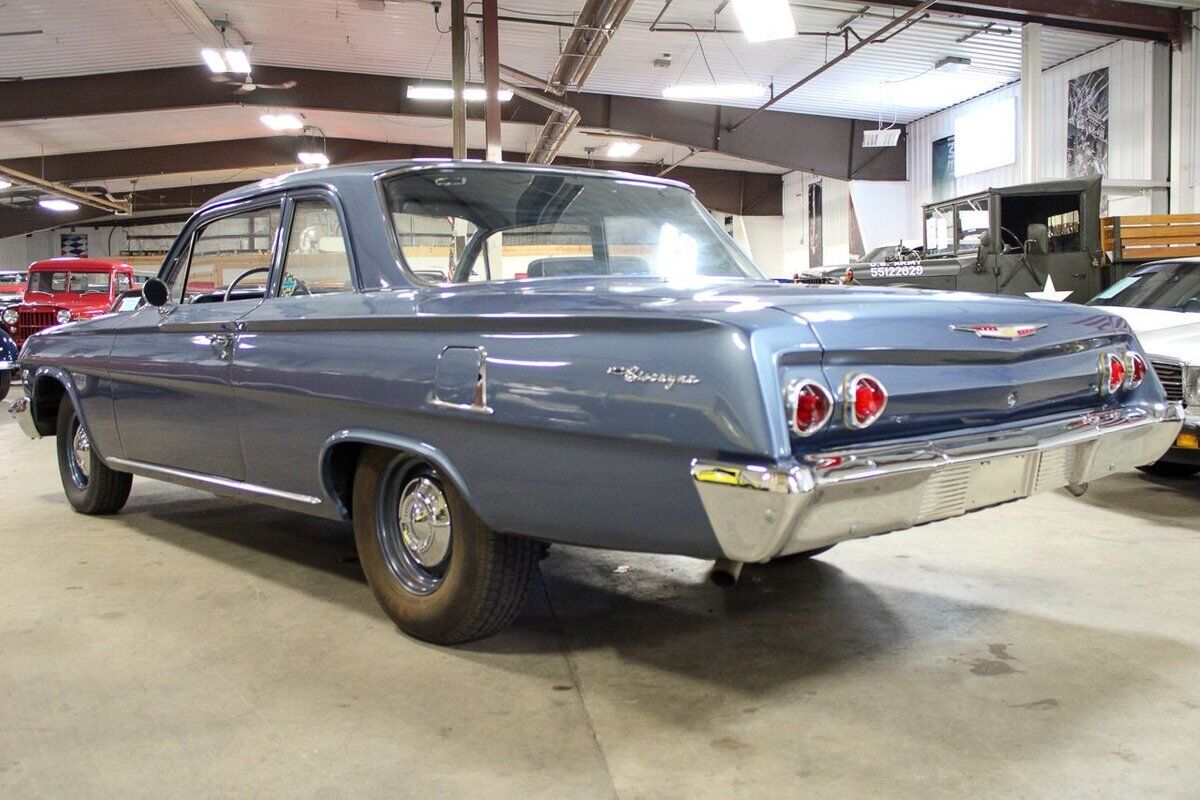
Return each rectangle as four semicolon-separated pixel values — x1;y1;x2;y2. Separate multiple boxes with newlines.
845;374;887;429
786;379;833;437
1101;352;1125;395
1125;352;1147;389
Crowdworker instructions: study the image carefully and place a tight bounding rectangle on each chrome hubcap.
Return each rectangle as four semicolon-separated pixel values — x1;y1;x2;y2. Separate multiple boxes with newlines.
398;478;452;568
70;423;91;485
378;468;453;595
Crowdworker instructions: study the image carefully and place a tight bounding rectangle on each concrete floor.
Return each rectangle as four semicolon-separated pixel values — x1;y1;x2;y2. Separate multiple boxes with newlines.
2;386;1199;800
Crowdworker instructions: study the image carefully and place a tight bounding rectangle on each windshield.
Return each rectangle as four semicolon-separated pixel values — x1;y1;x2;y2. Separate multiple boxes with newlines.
28;271;111;295
1088;262;1200;312
382;167;763;283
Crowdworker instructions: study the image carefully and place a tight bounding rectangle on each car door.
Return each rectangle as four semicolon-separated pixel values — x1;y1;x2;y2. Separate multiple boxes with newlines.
109;199;283;480
229;191;373;496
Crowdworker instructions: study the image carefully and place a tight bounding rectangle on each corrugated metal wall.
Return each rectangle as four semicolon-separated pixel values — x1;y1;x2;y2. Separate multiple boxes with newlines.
905;40;1170;236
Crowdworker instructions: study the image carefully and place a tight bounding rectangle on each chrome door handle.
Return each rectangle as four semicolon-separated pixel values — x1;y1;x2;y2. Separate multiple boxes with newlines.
207;333;233;359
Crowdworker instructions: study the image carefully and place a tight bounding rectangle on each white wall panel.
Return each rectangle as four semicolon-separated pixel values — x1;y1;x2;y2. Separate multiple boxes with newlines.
905;40;1170;236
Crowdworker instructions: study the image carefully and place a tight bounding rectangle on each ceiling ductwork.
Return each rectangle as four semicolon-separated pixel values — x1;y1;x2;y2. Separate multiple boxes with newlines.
524;0;635;164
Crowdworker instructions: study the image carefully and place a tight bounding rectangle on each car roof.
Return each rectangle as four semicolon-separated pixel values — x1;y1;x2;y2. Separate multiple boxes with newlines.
30;257;132;272
202;159;696;211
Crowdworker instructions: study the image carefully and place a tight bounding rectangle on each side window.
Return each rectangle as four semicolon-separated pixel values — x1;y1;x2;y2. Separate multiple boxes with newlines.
175;205;281;302
279;199;355;296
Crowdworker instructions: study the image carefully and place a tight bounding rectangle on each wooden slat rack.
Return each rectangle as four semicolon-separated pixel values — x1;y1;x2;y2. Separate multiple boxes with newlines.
1101;213;1200;263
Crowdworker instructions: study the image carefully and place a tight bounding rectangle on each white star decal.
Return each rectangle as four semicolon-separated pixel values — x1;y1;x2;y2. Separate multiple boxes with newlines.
1025;276;1073;302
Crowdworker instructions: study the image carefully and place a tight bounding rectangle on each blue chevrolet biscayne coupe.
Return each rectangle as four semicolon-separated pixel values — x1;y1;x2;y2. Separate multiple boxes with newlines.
9;161;1182;643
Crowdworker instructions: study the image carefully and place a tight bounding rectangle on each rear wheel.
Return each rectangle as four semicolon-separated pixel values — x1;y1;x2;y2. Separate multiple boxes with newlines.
1137;461;1200;479
56;398;132;515
352;448;541;644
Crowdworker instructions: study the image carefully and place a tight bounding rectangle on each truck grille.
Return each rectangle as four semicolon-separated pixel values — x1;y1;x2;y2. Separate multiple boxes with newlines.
15;308;58;345
1150;359;1184;405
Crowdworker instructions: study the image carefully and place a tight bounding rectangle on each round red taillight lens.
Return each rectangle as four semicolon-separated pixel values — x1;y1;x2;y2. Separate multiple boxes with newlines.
846;374;888;428
1102;352;1125;394
1125;352;1147;389
786;379;833;437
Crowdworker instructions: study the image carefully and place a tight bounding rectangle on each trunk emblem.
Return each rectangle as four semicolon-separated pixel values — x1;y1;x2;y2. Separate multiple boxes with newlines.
950;323;1047;341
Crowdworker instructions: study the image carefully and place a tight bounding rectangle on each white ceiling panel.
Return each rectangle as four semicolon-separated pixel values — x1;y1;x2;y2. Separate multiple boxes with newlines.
1;0;1128;122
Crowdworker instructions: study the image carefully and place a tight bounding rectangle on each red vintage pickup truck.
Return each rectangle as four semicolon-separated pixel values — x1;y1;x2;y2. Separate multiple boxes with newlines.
2;258;138;346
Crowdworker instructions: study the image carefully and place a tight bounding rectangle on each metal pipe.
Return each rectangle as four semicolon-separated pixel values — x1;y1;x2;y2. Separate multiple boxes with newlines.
450;0;467;159
0;165;130;214
710;558;744;587
728;0;938;132
482;0;502;162
500;80;575;115
499;63;559;95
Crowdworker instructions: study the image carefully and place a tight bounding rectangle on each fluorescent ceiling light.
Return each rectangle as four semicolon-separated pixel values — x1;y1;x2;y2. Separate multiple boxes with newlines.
0;179;12;190
935;55;972;72
606;141;642;158
406;85;513;102
862;129;901;148
731;0;796;43
662;83;766;101
200;48;226;73
260;113;304;131
39;198;80;212
224;48;251;74
297;151;330;167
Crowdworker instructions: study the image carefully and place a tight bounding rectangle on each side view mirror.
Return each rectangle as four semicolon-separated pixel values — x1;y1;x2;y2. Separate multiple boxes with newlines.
142;278;170;308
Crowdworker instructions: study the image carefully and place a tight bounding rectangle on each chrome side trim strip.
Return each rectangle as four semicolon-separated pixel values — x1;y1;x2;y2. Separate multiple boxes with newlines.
106;457;323;506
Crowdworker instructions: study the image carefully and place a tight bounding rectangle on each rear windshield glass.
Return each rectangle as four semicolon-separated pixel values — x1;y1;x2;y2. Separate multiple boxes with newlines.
382;168;762;283
1089;262;1200;312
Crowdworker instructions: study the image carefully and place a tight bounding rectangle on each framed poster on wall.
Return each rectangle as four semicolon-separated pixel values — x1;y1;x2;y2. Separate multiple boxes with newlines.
1067;67;1109;177
60;233;88;258
807;183;823;268
932;135;955;201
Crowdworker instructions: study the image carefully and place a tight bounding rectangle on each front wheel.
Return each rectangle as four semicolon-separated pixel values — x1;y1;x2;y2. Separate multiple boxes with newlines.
1137;461;1200;479
352;448;541;644
0;369;10;400
56;398;132;514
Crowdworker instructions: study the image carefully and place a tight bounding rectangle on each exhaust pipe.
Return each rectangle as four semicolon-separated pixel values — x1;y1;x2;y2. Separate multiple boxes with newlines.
710;558;744;587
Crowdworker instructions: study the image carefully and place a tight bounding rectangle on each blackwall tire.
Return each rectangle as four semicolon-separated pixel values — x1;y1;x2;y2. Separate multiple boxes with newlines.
55;398;132;515
0;369;10;400
352;447;541;645
1136;461;1200;479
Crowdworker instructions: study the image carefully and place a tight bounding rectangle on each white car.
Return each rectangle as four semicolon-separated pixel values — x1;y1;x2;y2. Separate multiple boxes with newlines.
1091;257;1200;477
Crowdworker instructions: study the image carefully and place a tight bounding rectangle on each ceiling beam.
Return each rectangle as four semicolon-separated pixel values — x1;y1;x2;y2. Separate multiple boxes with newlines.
871;0;1185;45
0;138;783;238
0;66;905;181
0;164;131;214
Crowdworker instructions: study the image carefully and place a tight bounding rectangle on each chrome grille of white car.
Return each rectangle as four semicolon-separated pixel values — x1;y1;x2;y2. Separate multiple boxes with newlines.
1150;359;1184;405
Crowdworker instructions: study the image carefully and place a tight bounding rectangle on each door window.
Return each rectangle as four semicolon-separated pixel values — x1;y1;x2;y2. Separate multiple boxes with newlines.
175;205;281;303
279;199;355;295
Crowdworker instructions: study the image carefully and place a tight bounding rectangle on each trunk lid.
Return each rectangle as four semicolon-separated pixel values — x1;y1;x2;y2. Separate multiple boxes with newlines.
770;286;1137;446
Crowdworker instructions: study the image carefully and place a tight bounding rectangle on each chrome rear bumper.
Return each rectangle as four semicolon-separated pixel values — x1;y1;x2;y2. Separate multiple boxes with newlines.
691;403;1183;563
